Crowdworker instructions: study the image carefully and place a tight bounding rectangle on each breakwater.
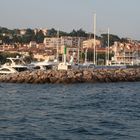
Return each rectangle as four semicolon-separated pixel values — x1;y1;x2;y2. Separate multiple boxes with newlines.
0;68;140;84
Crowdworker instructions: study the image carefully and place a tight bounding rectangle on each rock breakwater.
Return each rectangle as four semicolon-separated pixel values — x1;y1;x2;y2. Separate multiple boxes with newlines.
0;68;140;84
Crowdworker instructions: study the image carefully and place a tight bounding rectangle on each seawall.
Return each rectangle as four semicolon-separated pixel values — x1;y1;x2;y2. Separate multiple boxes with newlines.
0;68;140;84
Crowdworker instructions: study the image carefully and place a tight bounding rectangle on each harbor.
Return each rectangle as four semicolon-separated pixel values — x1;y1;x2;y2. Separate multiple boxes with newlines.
0;48;140;84
1;1;140;140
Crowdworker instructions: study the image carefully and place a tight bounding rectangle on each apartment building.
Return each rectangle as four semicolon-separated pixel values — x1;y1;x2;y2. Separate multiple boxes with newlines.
111;42;140;65
43;36;86;62
43;36;85;48
82;39;101;49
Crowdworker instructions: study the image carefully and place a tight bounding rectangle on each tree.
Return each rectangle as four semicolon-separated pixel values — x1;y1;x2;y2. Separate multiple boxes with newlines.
59;31;68;36
1;36;12;44
76;29;88;37
69;29;87;37
0;52;21;64
120;38;129;43
26;28;34;35
47;28;57;37
69;29;77;36
35;30;45;43
101;34;121;47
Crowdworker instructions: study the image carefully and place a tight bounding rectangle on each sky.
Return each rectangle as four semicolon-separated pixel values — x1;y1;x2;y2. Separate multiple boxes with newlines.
0;0;140;40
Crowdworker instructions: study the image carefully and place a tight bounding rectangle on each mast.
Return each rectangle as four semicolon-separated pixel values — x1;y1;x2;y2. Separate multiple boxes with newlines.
77;37;80;64
85;48;88;63
56;30;59;62
107;28;110;65
93;13;96;65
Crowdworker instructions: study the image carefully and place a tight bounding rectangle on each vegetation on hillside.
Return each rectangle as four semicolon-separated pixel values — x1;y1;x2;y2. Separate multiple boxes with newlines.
0;27;133;47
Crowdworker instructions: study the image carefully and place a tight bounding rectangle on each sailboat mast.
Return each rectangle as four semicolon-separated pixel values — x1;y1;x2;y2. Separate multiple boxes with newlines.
77;38;80;64
93;13;96;65
107;28;110;65
56;30;59;61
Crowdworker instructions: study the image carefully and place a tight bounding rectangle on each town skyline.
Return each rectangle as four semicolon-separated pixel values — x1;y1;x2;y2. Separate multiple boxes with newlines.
0;0;140;40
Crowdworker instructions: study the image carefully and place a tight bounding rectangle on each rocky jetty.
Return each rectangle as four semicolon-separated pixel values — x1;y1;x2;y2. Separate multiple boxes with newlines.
0;68;140;84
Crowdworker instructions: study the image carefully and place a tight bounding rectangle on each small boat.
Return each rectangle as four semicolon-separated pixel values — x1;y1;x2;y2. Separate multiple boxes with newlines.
2;57;29;72
57;62;72;70
0;66;18;75
30;59;58;70
82;62;95;69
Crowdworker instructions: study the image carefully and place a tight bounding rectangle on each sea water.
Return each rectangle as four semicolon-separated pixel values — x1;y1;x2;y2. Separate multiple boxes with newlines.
0;82;140;140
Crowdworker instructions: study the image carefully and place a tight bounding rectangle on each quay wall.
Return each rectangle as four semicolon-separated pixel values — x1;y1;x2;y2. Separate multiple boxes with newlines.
0;68;140;84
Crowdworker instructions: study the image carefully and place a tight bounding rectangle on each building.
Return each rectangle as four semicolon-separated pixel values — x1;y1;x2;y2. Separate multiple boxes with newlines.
43;36;85;61
34;28;48;36
82;39;101;49
43;36;85;48
20;29;26;35
29;41;37;48
111;42;140;65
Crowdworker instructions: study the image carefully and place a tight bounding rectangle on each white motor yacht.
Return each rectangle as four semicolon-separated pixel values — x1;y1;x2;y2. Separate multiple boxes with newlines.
2;57;29;72
30;59;58;70
0;66;18;75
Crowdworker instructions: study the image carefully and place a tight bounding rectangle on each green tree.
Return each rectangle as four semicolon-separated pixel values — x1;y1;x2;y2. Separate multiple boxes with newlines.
69;29;77;36
101;34;121;47
76;29;88;37
35;30;45;43
47;28;57;37
0;52;21;64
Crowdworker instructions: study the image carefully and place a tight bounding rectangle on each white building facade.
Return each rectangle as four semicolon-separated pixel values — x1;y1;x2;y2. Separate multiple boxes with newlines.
43;36;85;48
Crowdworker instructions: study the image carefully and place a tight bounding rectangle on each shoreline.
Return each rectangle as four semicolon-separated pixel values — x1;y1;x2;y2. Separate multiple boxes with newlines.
0;68;140;84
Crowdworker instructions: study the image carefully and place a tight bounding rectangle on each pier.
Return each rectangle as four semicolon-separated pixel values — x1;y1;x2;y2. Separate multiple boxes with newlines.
0;68;140;84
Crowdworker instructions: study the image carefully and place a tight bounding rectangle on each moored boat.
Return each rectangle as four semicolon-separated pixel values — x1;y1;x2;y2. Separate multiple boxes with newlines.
0;66;18;75
2;57;29;72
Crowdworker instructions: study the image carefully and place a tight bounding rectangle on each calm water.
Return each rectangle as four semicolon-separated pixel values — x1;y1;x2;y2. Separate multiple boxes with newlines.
0;82;140;140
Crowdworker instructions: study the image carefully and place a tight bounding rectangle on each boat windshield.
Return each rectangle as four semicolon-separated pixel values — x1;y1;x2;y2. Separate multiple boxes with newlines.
14;59;25;65
5;58;25;65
